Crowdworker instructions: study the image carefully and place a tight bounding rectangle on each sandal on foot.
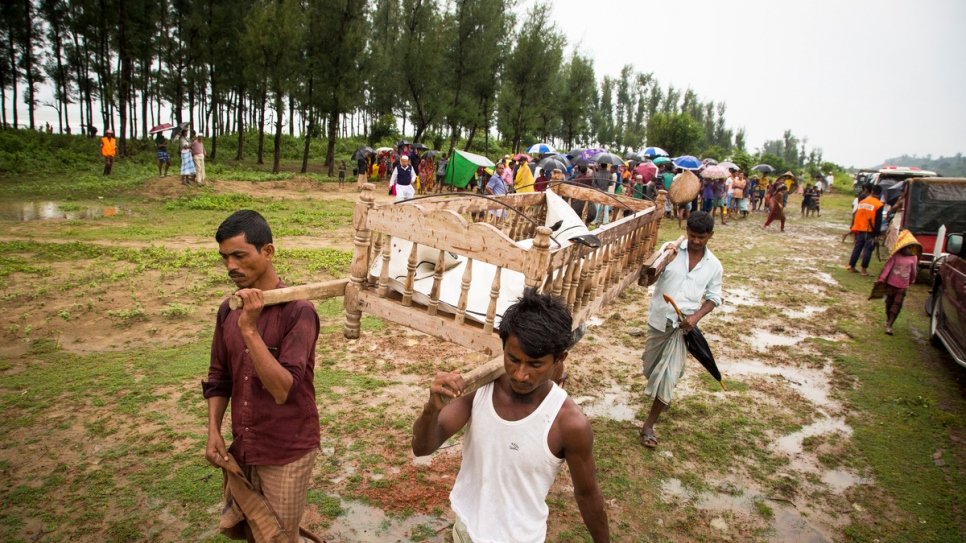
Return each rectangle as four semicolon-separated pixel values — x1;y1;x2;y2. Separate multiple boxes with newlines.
639;429;658;449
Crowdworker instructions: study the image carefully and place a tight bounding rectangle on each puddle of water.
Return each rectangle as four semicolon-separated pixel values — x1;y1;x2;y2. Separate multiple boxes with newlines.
580;387;638;421
771;506;832;543
661;478;834;542
0;201;122;221
725;360;834;407
814;272;838;286
821;469;870;493
800;283;825;294
724;286;758;306
749;330;806;351
783;306;828;319
326;499;449;543
773;418;852;456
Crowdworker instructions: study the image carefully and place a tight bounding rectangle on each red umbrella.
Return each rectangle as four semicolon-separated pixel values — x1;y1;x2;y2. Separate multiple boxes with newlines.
149;123;173;135
635;162;658;183
513;153;533;162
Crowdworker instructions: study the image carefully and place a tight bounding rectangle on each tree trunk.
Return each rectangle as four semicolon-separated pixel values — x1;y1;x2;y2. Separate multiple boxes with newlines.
272;89;283;174
9;31;18;128
300;77;313;174
256;89;266;164
140;58;148;138
235;85;245;160
118;0;129;155
288;94;294;137
325;109;339;177
22;0;36;130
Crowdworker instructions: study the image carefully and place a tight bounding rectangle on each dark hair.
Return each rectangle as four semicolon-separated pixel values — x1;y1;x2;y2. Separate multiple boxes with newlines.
215;210;273;250
499;289;573;359
687;211;715;234
871;184;882;196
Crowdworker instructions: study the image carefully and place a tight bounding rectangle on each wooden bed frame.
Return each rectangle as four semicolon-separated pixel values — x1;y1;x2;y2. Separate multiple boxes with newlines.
343;183;669;358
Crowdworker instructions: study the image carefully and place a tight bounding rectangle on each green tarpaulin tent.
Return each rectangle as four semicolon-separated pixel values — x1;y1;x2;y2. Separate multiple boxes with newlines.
444;149;495;189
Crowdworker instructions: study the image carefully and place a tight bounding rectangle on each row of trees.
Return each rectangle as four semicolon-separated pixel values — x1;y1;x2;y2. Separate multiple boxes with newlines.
0;0;814;175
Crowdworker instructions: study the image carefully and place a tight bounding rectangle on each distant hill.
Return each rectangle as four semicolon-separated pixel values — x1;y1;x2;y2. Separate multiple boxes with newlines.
877;154;966;177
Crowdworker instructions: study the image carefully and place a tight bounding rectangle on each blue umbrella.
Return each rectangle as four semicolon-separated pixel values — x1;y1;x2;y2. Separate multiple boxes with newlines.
642;146;669;158
673;155;702;170
527;142;557;155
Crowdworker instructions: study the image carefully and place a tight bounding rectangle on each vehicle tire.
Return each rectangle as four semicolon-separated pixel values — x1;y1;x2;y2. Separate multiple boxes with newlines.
929;294;943;348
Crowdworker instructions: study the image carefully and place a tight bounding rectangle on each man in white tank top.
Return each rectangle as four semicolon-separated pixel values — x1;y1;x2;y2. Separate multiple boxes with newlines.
411;290;610;543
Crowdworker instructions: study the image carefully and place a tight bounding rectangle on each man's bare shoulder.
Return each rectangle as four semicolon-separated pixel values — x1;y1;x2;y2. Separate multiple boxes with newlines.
556;395;593;441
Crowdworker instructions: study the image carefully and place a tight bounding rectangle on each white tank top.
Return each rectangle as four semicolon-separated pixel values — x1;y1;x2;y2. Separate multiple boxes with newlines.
450;381;567;543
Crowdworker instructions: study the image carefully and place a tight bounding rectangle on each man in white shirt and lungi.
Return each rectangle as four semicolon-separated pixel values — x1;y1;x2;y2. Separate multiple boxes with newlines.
640;211;723;449
411;289;610;543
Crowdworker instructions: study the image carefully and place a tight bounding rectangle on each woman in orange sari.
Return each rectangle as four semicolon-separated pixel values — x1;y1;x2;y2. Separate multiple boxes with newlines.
419;158;435;195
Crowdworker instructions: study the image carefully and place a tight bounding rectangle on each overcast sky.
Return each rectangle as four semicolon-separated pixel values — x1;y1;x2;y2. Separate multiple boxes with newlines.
13;0;965;168
528;0;966;167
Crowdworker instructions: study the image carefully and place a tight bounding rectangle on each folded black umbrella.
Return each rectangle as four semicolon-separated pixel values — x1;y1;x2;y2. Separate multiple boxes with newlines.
683;325;722;383
663;294;725;389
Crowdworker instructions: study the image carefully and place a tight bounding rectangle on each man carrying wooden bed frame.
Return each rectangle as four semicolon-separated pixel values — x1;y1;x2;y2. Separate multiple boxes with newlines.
412;289;610;543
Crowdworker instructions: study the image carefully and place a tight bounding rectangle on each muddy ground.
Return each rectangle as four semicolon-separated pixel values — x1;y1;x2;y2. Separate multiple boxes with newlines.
0;177;963;542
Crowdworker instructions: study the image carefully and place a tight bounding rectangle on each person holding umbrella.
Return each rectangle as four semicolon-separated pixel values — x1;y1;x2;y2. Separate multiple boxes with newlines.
638;211;723;449
154;132;171;176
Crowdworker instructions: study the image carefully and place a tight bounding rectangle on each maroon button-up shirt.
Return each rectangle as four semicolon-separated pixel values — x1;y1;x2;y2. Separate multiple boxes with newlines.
203;293;320;466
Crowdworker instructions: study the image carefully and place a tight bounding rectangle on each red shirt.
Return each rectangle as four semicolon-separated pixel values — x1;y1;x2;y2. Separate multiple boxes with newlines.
203;294;320;465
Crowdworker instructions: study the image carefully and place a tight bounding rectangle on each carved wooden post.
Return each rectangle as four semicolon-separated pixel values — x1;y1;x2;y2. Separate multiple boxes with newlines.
484;266;502;334
455;259;473;325
524;226;552;292
377;234;392;297
402;241;419;307
344;183;375;339
427;249;446;316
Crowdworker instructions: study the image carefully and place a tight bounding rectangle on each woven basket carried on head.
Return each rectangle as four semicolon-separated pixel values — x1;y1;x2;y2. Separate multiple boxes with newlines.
669;170;701;205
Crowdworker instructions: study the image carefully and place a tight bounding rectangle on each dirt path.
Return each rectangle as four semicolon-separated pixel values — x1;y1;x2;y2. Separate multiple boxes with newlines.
3;181;955;542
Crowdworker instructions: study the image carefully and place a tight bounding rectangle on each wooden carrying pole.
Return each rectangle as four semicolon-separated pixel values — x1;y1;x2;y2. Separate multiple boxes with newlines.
228;278;350;310
640;235;685;286
459;355;506;396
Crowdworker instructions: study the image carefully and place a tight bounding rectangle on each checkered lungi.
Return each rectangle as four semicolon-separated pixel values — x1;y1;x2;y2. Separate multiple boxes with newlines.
641;319;688;405
180;149;196;175
222;449;320;542
156;150;169;162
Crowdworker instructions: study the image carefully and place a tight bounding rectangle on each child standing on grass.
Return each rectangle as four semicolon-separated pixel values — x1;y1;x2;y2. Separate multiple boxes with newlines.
876;230;921;335
338;160;346;189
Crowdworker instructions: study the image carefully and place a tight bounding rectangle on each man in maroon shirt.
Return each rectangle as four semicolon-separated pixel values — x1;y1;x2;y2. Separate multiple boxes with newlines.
202;210;321;541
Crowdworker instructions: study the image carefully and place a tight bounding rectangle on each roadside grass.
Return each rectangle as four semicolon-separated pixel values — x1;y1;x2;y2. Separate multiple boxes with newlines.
828;264;966;543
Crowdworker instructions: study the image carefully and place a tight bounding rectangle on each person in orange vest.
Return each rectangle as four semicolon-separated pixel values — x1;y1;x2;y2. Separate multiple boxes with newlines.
100;129;117;175
846;184;884;275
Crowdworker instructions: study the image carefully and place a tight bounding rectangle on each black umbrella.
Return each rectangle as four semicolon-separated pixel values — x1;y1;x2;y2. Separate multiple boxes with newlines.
625;151;645;162
594;152;624;167
752;164;775;173
537;156;568;173
170;122;190;139
882;179;906;207
396;139;411;148
352;146;375;161
567;147;588;159
413;143;429;151
423;150;442;159
663;294;725;389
